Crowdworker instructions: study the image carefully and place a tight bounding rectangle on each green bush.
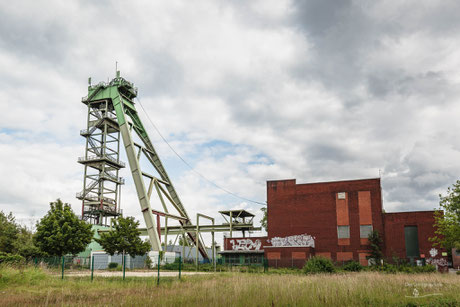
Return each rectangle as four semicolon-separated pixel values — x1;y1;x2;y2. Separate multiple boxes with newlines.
342;261;363;272
368;262;436;274
303;256;335;274
108;262;119;269
412;264;436;273
456;270;460;275
0;252;25;264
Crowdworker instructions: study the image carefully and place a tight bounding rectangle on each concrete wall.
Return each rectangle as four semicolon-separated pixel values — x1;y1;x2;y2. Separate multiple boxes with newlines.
91;251;148;269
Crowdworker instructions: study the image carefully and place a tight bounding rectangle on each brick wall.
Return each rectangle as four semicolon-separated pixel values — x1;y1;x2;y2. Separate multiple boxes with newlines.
383;211;438;259
223;178;440;268
267;178;383;263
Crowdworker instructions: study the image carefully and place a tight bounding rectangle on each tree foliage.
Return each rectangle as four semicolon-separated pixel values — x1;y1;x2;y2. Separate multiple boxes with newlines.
96;216;150;257
15;226;45;258
34;199;93;257
431;180;460;253
260;206;267;232
0;211;19;254
367;230;383;265
0;211;43;259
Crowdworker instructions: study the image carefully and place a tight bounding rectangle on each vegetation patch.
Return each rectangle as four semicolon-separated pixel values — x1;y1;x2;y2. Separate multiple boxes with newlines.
1;266;459;306
303;256;336;274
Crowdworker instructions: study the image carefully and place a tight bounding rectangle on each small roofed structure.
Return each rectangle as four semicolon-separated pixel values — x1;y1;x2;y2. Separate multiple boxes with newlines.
219;209;255;238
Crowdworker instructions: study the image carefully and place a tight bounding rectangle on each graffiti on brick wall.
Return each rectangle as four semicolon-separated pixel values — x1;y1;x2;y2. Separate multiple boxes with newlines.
427;257;448;267
268;234;315;248
427;248;448;267
230;238;262;251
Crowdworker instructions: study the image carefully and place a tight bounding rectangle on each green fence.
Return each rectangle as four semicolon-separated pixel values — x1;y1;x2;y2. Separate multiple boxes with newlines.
30;255;187;284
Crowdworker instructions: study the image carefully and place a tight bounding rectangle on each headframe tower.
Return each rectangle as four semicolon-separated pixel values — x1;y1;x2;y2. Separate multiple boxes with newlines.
77;72;207;257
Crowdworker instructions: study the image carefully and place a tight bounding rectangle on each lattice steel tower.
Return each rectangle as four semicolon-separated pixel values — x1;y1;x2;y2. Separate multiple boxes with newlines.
76;72;208;258
77;81;125;226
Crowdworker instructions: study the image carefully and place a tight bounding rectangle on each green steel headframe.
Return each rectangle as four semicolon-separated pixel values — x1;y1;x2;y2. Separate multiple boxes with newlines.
79;72;208;258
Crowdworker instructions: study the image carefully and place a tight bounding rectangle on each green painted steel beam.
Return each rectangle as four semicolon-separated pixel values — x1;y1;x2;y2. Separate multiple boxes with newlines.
85;74;207;258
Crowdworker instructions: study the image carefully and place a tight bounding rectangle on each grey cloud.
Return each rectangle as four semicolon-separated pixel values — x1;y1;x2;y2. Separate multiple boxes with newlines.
134;51;185;98
1;1;459;225
0;10;71;66
367;70;453;100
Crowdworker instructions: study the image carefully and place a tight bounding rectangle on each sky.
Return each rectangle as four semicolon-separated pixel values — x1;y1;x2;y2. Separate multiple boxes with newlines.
1;0;460;240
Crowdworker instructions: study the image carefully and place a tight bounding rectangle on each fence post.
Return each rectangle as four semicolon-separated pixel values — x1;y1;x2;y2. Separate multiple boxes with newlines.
157;253;160;285
91;255;94;282
61;256;65;280
123;253;126;281
178;256;181;280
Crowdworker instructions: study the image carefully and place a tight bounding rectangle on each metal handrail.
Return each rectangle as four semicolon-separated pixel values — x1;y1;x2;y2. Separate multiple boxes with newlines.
78;155;126;167
77;194;117;205
100;172;125;184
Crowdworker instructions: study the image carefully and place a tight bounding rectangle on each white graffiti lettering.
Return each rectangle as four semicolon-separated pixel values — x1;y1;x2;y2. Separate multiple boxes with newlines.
230;239;262;251
426;257;448;267
268;234;315;248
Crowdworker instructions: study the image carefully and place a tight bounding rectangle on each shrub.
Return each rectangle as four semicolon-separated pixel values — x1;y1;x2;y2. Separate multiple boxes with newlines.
456;270;460;275
412;264;436;273
145;256;152;269
303;256;335;274
368;262;436;274
342;261;363;272
108;262;118;269
0;252;25;264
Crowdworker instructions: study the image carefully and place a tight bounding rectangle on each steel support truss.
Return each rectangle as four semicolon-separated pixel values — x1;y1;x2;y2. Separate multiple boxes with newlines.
80;72;208;257
78;98;124;226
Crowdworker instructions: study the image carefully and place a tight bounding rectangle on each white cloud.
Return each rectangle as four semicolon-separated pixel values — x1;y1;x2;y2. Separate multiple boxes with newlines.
0;0;459;242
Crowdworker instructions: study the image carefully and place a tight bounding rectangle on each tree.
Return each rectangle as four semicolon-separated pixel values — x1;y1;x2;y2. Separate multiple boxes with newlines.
367;230;383;265
431;180;460;254
34;199;93;257
178;234;191;246
14;226;44;259
96;216;150;257
260;206;267;232
0;211;19;254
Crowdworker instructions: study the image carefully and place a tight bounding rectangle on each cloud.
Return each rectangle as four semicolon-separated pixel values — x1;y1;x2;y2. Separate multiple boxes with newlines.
1;0;459;244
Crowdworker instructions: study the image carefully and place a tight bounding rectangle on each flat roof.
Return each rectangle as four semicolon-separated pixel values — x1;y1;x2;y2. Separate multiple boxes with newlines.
267;177;380;186
218;250;264;254
384;210;437;214
219;210;255;218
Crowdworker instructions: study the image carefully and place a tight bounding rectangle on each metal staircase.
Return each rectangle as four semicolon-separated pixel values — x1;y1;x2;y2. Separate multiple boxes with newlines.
78;72;208;258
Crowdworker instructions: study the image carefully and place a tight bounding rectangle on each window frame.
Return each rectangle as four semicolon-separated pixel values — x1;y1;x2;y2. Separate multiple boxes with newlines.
337;225;350;239
360;225;373;238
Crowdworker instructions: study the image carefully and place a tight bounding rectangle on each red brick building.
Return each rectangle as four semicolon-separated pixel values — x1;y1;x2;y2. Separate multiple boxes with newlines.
221;178;445;268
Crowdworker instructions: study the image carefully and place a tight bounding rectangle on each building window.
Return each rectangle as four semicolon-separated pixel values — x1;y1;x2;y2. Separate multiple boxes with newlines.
244;254;262;264
337;225;350;239
226;254;240;265
360;225;373;238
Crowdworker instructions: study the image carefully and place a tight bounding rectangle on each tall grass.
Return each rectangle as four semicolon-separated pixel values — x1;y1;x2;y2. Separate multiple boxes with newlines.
1;265;458;306
0;264;49;286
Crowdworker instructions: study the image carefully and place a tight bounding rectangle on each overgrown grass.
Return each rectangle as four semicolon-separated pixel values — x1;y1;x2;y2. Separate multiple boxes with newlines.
1;265;459;306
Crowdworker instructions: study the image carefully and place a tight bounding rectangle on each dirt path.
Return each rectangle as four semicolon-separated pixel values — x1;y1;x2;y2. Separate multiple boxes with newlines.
65;270;213;277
